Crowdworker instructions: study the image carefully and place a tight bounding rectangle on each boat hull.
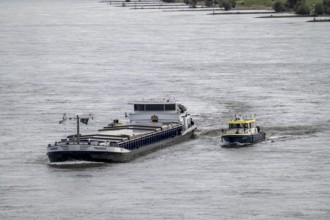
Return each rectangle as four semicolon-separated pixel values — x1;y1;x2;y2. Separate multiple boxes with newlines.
222;132;265;144
47;128;196;163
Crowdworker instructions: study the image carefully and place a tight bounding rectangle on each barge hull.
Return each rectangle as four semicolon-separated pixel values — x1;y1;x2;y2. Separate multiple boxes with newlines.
48;129;195;163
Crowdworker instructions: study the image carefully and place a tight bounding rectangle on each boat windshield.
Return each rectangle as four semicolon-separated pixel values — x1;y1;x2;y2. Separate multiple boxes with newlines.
229;123;250;129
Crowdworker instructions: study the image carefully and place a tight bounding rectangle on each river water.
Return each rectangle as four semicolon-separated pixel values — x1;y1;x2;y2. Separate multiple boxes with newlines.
1;0;330;219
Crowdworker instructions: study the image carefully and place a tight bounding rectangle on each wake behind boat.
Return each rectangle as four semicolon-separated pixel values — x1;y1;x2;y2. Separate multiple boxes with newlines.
47;99;197;163
221;116;265;144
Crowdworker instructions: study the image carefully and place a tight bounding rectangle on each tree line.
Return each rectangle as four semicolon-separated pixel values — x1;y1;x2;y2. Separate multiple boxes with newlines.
162;0;330;15
273;0;330;15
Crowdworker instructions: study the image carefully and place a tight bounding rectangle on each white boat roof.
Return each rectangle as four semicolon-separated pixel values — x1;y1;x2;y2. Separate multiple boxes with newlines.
130;98;177;104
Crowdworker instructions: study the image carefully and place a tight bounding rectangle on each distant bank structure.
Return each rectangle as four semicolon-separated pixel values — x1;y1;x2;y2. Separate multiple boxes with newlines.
100;0;330;20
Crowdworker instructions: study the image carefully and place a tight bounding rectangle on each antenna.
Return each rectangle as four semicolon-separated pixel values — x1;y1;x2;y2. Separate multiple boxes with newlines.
59;113;94;144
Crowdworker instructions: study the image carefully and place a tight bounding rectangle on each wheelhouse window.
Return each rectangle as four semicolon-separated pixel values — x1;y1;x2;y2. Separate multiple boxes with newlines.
229;124;243;129
165;104;176;111
229;123;252;129
134;104;145;111
145;104;164;111
134;103;176;111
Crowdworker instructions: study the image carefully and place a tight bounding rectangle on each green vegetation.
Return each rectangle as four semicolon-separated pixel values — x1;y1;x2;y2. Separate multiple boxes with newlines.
294;0;310;14
314;2;324;14
273;0;287;11
289;0;330;14
280;0;329;14
218;0;236;9
182;0;197;7
234;0;325;10
205;0;214;6
286;0;297;8
236;0;276;8
325;0;330;13
177;0;330;14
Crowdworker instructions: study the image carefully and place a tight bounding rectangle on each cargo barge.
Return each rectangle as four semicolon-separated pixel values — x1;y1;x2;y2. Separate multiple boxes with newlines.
47;99;197;163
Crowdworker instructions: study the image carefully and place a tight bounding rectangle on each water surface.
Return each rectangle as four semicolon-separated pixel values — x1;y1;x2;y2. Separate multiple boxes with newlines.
1;0;330;219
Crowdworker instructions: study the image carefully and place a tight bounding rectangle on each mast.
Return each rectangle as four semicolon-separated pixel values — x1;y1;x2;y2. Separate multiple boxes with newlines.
77;115;80;144
59;113;93;145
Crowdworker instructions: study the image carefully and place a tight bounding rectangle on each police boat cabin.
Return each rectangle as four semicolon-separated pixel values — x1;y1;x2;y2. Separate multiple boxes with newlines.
47;99;197;163
221;117;265;144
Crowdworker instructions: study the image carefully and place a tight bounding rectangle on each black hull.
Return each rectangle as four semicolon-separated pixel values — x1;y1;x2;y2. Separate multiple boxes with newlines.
222;132;266;144
48;131;195;163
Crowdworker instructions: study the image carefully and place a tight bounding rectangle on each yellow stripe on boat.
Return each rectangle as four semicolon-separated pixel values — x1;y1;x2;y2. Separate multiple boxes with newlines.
228;119;256;124
115;123;125;126
222;134;254;136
